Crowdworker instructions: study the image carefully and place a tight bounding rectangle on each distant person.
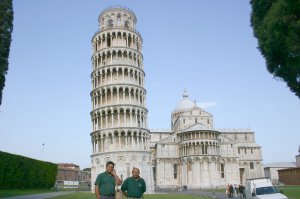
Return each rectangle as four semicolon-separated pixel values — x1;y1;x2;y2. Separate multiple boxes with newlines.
239;185;244;199
94;161;122;199
226;185;230;197
229;184;234;198
121;167;146;199
234;184;238;197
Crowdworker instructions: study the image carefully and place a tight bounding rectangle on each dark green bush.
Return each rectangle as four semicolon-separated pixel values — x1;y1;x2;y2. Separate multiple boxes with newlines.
0;151;57;189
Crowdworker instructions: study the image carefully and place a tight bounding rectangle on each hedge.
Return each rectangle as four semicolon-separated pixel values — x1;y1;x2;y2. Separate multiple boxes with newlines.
0;151;57;189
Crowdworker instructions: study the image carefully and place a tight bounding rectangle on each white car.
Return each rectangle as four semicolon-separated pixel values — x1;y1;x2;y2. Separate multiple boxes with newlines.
245;178;288;199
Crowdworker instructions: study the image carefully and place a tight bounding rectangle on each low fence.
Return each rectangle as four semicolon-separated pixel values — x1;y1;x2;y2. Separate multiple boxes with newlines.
56;181;91;191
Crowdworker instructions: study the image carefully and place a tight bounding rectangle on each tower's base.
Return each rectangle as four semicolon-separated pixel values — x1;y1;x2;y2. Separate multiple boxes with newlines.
91;151;154;193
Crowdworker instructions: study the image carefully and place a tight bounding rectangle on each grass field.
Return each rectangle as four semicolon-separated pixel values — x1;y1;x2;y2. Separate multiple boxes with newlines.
1;186;299;199
0;189;55;198
0;191;212;199
279;186;300;199
50;192;212;199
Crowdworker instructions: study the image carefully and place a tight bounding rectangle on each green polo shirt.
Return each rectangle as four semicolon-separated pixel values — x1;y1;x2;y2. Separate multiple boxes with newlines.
121;177;146;198
94;172;115;196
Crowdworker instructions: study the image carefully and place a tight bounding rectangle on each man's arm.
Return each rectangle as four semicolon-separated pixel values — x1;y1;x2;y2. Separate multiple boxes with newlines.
112;169;122;185
95;185;100;199
142;179;146;193
121;178;127;192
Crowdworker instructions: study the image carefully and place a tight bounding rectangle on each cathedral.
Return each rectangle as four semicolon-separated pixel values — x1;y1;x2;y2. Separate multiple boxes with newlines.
150;90;264;189
90;6;263;192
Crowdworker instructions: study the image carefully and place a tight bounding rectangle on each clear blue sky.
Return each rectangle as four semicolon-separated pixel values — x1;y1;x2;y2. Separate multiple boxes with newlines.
1;0;299;169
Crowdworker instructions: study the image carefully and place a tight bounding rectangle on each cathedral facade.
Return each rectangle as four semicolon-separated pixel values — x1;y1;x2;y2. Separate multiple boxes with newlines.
150;90;264;189
90;6;263;192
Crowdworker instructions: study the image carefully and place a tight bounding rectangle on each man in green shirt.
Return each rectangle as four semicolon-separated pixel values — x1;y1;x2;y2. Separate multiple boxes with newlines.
94;161;122;199
121;167;146;199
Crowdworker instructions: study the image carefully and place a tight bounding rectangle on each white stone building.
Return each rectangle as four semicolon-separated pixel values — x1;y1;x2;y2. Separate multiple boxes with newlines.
90;6;154;193
90;6;263;192
150;90;264;189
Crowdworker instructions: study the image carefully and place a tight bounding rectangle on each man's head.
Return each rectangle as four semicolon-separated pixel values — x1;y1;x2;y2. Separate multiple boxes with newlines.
106;161;115;173
132;167;140;179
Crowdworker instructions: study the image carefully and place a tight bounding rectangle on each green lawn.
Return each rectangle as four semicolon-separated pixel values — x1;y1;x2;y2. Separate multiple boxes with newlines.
1;186;299;199
201;188;225;193
0;191;212;199
279;186;300;199
0;189;55;198
50;192;211;199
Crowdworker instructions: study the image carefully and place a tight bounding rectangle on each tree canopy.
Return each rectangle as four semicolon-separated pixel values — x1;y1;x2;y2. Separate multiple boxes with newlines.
0;0;14;107
83;168;91;172
250;0;300;98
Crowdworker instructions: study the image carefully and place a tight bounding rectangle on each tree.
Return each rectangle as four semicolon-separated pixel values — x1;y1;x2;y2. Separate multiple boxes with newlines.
250;0;300;98
83;168;91;172
0;0;14;107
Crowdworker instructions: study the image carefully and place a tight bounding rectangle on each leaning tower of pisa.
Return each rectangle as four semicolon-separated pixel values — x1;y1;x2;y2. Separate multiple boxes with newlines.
90;6;154;192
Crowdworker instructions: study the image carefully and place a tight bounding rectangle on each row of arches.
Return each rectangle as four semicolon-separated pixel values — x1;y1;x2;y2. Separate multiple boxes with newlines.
92;48;143;70
91;107;148;131
179;141;220;156
92;129;150;153
93;30;142;52
156;156;239;166
177;131;220;141
91;86;146;109
92;66;145;88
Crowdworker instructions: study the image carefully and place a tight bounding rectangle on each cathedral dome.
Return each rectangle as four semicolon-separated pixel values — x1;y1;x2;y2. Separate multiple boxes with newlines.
173;90;196;112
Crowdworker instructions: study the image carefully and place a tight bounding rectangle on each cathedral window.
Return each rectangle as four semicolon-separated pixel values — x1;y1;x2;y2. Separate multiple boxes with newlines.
195;118;197;123
221;163;225;178
173;164;178;179
183;119;185;124
250;162;254;169
207;119;210;124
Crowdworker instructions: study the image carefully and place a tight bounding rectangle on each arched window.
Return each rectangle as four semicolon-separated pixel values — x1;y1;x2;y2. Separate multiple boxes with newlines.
107;19;113;28
220;163;225;178
173;164;178;179
117;13;121;21
250;162;254;169
124;20;130;29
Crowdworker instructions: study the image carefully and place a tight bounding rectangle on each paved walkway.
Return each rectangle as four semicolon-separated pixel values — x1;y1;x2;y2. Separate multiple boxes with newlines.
1;191;74;199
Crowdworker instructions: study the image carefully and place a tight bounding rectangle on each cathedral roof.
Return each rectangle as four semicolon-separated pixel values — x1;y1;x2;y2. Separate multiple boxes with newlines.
173;90;196;112
263;162;296;168
182;123;214;132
